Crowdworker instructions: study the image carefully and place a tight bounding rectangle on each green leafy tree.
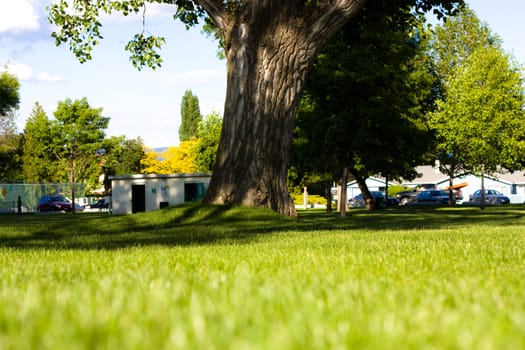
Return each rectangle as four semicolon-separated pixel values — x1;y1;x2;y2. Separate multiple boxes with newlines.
290;95;344;212
292;2;435;212
116;138;146;175
101;136;145;176
179;90;202;142
0;110;17;138
52;98;110;212
0;128;22;181
428;6;504;204
0;70;22;181
21;102;59;182
194;111;222;172
428;6;525;207
429;46;525;208
49;0;462;216
430;6;502;92
0;70;20;117
99;136;146;193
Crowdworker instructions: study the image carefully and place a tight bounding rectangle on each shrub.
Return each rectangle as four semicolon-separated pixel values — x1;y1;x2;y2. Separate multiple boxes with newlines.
290;192;327;206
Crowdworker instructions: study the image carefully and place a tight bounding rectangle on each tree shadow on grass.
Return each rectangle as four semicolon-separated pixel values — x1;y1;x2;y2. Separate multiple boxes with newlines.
1;203;524;250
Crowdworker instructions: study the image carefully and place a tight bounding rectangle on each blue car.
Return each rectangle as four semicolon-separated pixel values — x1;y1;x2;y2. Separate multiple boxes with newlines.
414;190;451;205
469;189;510;204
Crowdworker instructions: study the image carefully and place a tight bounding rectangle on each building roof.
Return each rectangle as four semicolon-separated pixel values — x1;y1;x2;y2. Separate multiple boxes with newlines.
108;173;212;180
412;166;449;184
404;166;525;185
346;176;387;187
496;171;525;184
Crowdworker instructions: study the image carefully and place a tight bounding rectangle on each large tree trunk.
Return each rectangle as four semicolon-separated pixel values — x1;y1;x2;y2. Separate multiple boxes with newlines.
204;33;306;217
202;0;365;217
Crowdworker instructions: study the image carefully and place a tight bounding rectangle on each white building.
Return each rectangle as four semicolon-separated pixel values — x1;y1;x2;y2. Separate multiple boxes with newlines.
334;166;525;205
109;173;212;215
404;166;525;204
345;176;388;199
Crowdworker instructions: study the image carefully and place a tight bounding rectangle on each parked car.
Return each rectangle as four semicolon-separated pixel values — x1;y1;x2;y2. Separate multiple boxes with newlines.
349;191;383;208
349;191;399;208
89;198;109;209
413;190;451;205
396;184;437;205
469;189;510;204
383;195;400;207
37;195;73;213
74;202;85;212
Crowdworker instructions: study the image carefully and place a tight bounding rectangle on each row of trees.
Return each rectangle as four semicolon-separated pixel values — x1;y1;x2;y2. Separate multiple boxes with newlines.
0;79;221;202
289;5;525;213
49;0;466;217
0;83;146;199
4;1;523;216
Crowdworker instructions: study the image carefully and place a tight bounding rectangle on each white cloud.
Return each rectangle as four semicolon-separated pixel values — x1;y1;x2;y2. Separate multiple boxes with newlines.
4;62;64;83
0;0;40;33
4;63;33;80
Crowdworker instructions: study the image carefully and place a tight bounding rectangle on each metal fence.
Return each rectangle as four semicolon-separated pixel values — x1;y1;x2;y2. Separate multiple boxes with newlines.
0;183;87;214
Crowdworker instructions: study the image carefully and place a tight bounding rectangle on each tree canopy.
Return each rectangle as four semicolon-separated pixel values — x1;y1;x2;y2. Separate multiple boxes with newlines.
141;140;199;174
428;6;525;178
193;111;222;172
98;136;146;193
292;1;436;210
429;6;502;92
429;46;525;174
52;98;109;210
0;71;22;181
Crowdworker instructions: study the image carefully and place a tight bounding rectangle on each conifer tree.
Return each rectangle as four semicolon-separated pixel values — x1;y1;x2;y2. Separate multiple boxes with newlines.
179;90;202;142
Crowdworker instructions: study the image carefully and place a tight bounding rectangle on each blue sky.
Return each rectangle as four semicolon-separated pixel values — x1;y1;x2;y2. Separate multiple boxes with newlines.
1;0;524;148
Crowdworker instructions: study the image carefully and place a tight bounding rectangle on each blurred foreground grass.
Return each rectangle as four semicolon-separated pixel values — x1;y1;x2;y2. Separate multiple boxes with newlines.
0;204;524;349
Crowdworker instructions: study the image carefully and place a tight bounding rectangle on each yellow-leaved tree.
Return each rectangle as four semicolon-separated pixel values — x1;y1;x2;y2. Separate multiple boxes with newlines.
141;140;199;174
162;139;199;173
140;147;164;174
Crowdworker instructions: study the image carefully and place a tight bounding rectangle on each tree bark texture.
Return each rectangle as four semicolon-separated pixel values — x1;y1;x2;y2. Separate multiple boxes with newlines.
201;0;365;216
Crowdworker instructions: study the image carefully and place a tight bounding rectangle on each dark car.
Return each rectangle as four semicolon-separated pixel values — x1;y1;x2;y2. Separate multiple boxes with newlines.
349;191;399;208
414;190;451;205
469;189;510;204
89;198;109;209
396;184;437;205
37;195;73;213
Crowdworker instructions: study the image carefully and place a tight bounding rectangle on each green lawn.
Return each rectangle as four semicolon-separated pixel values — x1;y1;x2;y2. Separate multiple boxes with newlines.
1;204;524;349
